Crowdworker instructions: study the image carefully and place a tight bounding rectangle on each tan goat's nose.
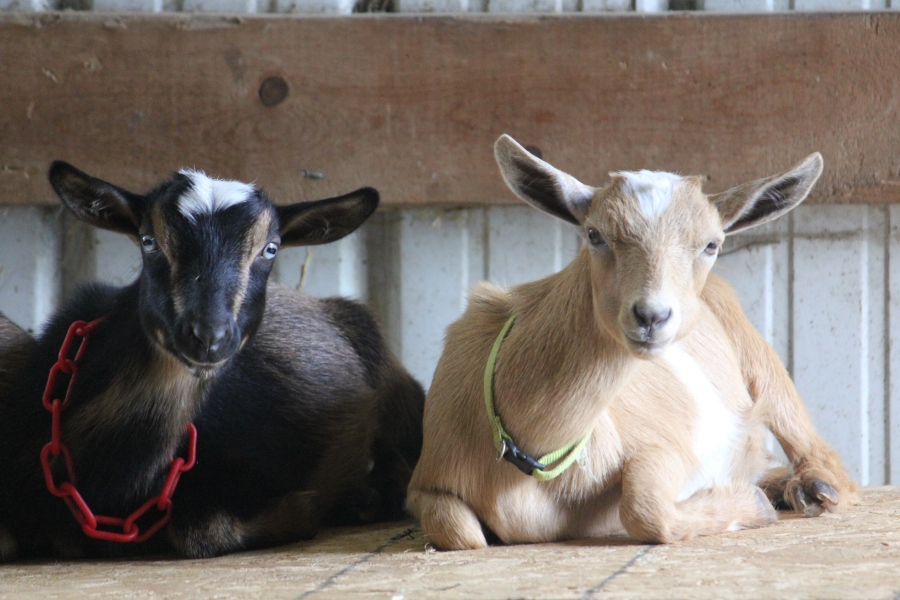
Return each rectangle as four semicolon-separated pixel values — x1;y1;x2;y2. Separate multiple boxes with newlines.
632;303;672;331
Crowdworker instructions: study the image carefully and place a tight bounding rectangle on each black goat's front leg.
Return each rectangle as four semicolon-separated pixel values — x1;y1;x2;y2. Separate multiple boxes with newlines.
0;524;18;562
169;491;321;558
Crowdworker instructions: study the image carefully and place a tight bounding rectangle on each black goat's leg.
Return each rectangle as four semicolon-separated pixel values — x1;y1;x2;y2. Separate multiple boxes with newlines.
169;491;321;558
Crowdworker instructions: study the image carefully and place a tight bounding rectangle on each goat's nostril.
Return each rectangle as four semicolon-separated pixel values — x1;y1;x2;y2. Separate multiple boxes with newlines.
191;321;228;352
632;304;672;330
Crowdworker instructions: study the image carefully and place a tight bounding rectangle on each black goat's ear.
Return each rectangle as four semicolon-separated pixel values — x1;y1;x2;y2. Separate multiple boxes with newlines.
277;187;379;247
48;161;143;235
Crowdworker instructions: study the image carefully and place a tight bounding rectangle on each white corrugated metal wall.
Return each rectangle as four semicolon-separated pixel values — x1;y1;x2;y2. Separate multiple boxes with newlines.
1;0;898;487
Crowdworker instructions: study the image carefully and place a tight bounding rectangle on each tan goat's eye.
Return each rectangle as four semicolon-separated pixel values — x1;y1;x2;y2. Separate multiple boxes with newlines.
704;241;720;256
587;228;607;248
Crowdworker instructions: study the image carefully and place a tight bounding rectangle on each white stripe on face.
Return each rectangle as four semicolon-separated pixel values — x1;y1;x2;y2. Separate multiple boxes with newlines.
614;170;683;220
177;170;255;222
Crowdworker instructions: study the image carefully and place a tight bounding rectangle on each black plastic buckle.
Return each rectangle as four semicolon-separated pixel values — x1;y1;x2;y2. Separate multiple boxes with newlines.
501;438;546;476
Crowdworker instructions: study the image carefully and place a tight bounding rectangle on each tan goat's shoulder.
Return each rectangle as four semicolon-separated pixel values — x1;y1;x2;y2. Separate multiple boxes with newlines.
700;272;765;351
699;273;744;316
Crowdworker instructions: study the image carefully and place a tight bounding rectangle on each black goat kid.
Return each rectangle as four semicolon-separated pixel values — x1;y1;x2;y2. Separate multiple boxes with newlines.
0;163;424;560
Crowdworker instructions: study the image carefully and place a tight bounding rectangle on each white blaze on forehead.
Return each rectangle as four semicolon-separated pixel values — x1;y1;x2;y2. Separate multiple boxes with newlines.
177;169;255;221
613;170;683;220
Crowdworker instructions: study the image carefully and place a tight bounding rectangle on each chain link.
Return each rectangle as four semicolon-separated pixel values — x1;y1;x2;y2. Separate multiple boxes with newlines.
39;317;198;543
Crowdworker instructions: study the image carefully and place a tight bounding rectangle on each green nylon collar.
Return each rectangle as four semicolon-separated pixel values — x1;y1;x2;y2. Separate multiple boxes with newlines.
483;314;591;481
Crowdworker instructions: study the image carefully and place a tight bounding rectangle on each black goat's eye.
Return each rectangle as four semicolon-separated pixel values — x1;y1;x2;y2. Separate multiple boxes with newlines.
262;242;279;260
587;227;607;248
140;235;158;253
704;241;720;256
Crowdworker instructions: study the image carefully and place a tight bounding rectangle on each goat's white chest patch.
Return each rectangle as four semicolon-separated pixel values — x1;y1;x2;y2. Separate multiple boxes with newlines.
661;343;742;502
177;170;255;221
615;170;682;220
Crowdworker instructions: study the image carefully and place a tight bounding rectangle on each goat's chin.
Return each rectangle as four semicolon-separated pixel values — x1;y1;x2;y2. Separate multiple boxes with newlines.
183;357;229;377
622;334;674;358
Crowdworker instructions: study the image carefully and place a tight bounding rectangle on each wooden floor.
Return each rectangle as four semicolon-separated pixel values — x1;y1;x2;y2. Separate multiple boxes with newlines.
2;487;899;599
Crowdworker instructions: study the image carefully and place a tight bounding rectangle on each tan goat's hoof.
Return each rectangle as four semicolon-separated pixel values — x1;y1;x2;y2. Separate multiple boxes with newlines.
787;478;839;516
752;486;779;525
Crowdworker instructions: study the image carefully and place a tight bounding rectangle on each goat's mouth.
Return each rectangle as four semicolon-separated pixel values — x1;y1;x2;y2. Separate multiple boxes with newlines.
169;339;237;372
183;355;228;369
623;333;673;357
175;344;236;367
177;353;231;377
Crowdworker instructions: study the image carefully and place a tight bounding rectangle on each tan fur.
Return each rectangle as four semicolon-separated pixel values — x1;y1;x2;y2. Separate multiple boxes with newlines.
231;210;274;319
408;137;853;549
701;275;859;513
67;347;206;494
151;206;185;315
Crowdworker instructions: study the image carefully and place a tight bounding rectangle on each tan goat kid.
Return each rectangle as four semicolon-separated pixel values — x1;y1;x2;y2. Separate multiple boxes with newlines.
408;135;857;549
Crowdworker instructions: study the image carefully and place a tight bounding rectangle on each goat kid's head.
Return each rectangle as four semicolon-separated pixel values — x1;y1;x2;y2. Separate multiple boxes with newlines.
49;162;378;371
494;134;822;358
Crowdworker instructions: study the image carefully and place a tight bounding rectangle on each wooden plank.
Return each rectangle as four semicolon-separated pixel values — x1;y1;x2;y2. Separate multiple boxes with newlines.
791;205;887;485
486;205;580;286
391;207;485;388
0;207;59;333
889;205;900;484
1;12;899;207
2;488;900;598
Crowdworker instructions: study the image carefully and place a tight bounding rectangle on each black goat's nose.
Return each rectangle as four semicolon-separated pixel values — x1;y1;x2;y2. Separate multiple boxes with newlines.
191;321;228;352
632;304;672;330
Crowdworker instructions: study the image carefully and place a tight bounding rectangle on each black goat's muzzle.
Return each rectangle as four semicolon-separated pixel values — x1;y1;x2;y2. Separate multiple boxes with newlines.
174;316;240;366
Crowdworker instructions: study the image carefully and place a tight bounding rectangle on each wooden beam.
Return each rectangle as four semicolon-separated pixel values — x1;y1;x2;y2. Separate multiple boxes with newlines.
1;12;899;207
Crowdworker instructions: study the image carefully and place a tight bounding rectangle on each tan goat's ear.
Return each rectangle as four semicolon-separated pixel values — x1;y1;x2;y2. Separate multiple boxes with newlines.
494;134;595;225
711;153;823;235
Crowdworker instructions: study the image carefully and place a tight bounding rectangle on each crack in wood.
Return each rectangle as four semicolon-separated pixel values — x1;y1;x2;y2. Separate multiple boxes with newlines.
294;526;419;599
579;545;654;599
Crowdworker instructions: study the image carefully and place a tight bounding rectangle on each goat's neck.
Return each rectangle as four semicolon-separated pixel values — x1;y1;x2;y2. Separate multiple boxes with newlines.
64;284;211;497
494;248;633;454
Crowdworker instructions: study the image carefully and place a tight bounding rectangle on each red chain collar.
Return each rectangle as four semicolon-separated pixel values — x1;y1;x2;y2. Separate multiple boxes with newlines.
40;317;198;543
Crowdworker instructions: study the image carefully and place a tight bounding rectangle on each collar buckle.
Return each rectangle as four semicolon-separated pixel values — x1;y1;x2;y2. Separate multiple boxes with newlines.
496;438;507;461
501;438;546;476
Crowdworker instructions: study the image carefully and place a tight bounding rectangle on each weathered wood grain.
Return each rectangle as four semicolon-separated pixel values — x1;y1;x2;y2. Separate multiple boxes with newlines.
1;12;899;206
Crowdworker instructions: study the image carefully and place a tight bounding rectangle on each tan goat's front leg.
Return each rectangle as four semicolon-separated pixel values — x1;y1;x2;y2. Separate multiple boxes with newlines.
752;366;859;515
409;478;572;549
619;447;776;543
702;276;858;515
735;313;857;514
407;488;488;550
